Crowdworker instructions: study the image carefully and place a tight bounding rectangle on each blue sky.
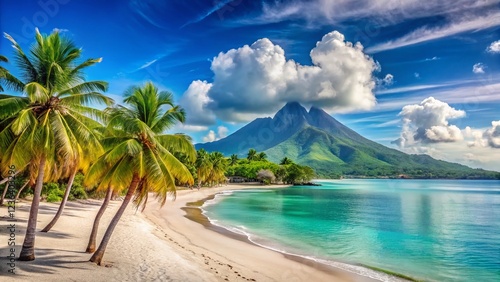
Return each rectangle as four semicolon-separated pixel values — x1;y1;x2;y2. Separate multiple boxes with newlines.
1;0;500;170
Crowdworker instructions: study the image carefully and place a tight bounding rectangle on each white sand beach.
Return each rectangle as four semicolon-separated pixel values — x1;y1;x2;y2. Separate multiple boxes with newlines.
0;184;378;281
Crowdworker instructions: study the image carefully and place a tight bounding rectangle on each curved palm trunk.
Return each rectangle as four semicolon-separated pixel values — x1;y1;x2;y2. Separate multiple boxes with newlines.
86;186;112;253
41;169;77;232
14;180;30;201
0;170;19;186
0;183;8;206
90;174;140;265
19;155;46;261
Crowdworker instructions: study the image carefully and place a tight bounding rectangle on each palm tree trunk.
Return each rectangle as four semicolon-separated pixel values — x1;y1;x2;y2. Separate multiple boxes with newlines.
0;183;8;206
14;181;30;201
89;174;140;265
86;186;112;253
19;155;46;261
41;169;77;232
0;170;19;185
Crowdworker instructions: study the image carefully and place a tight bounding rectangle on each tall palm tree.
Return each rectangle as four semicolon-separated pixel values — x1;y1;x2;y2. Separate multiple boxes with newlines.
195;149;212;187
229;154;238;166
0;29;111;261
256;152;267;161
247;148;257;161
280;157;293;165
208;151;227;186
85;185;113;253
84;82;195;265
41;135;102;232
0;54;8;92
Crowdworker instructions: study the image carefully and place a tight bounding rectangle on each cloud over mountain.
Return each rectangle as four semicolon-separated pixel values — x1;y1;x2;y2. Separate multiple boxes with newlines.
181;31;379;125
392;97;465;147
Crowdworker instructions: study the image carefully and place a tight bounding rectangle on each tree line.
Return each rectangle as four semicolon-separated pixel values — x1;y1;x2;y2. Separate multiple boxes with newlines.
0;29;317;266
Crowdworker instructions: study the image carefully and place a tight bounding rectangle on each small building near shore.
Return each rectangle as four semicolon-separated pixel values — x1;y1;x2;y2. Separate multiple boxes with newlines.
228;176;247;183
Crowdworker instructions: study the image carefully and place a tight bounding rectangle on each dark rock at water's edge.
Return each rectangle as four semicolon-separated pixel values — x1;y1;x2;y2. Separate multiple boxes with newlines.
294;182;322;186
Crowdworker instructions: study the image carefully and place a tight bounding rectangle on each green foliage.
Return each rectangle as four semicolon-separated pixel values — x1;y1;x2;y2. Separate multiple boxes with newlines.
42;182;64;202
283;163;315;184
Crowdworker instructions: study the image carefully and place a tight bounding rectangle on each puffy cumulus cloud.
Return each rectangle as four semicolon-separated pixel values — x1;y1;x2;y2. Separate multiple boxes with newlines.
202;126;229;143
179;80;215;126
183;31;378;124
484;121;500;148
472;63;485;74
487;40;500;53
466;121;500;148
392;97;465;147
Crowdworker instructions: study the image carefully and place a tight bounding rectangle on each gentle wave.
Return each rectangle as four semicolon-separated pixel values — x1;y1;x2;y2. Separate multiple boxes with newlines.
201;193;410;282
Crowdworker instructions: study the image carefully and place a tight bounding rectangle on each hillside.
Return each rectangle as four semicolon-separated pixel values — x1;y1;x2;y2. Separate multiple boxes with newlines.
196;102;499;179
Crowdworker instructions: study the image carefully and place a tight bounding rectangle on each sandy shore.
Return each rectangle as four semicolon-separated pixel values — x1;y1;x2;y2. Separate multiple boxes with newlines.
0;184;382;281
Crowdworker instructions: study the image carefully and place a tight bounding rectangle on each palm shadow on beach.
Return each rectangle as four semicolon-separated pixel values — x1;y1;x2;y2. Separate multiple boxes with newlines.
0;247;92;279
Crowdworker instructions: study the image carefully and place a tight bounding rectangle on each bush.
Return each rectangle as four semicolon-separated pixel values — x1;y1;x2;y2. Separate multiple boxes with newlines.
70;185;87;200
46;193;62;203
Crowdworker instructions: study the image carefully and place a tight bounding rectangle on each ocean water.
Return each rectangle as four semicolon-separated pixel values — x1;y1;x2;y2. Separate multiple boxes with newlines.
202;179;500;282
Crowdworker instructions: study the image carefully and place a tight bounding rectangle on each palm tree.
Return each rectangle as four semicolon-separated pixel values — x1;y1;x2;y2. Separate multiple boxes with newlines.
84;82;195;265
229;154;238;166
41;123;104;232
195;149;212;187
256;152;267;161
247;148;257;161
0;54;8;92
208;152;227;186
85;185;113;253
0;29;111;261
280;157;293;165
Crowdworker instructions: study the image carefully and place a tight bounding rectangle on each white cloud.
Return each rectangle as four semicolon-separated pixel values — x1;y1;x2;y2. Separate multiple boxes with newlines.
243;0;499;27
381;74;394;86
202;130;216;142
139;59;158;70
425;56;440;61
179;80;216;126
367;11;500;53
472;63;486;74
487;40;500;53
392;97;466;147
467;121;500;148
202;126;229;142
484;121;500;148
414;72;420;79
375;80;500;113
182;30;378;124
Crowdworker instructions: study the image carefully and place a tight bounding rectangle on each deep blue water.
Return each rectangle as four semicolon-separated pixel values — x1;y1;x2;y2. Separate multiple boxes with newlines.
202;179;500;282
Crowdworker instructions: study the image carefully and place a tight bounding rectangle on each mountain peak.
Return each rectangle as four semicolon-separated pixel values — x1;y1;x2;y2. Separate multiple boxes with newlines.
273;101;309;120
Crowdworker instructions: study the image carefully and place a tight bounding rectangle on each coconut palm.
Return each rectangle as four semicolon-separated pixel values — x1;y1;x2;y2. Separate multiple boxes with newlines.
195;149;212;187
208;152;227;186
41;137;102;232
0;29;111;261
0;54;8;92
256;152;267;161
247;148;257;161
85;185;113;253
280;157;293;165
84;82;195;265
229;154;238;166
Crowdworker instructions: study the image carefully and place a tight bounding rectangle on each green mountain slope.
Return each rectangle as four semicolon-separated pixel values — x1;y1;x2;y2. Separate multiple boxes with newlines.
197;102;499;179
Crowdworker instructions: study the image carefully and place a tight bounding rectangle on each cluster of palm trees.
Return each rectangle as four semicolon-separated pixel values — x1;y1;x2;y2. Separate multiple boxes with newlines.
194;149;227;187
0;29;194;264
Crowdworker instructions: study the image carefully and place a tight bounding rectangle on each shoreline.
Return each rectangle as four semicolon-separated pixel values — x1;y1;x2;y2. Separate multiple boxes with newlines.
0;183;412;281
180;184;414;282
142;183;381;281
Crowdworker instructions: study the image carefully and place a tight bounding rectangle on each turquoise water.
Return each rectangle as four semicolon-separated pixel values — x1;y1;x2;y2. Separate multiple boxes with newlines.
202;180;500;282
